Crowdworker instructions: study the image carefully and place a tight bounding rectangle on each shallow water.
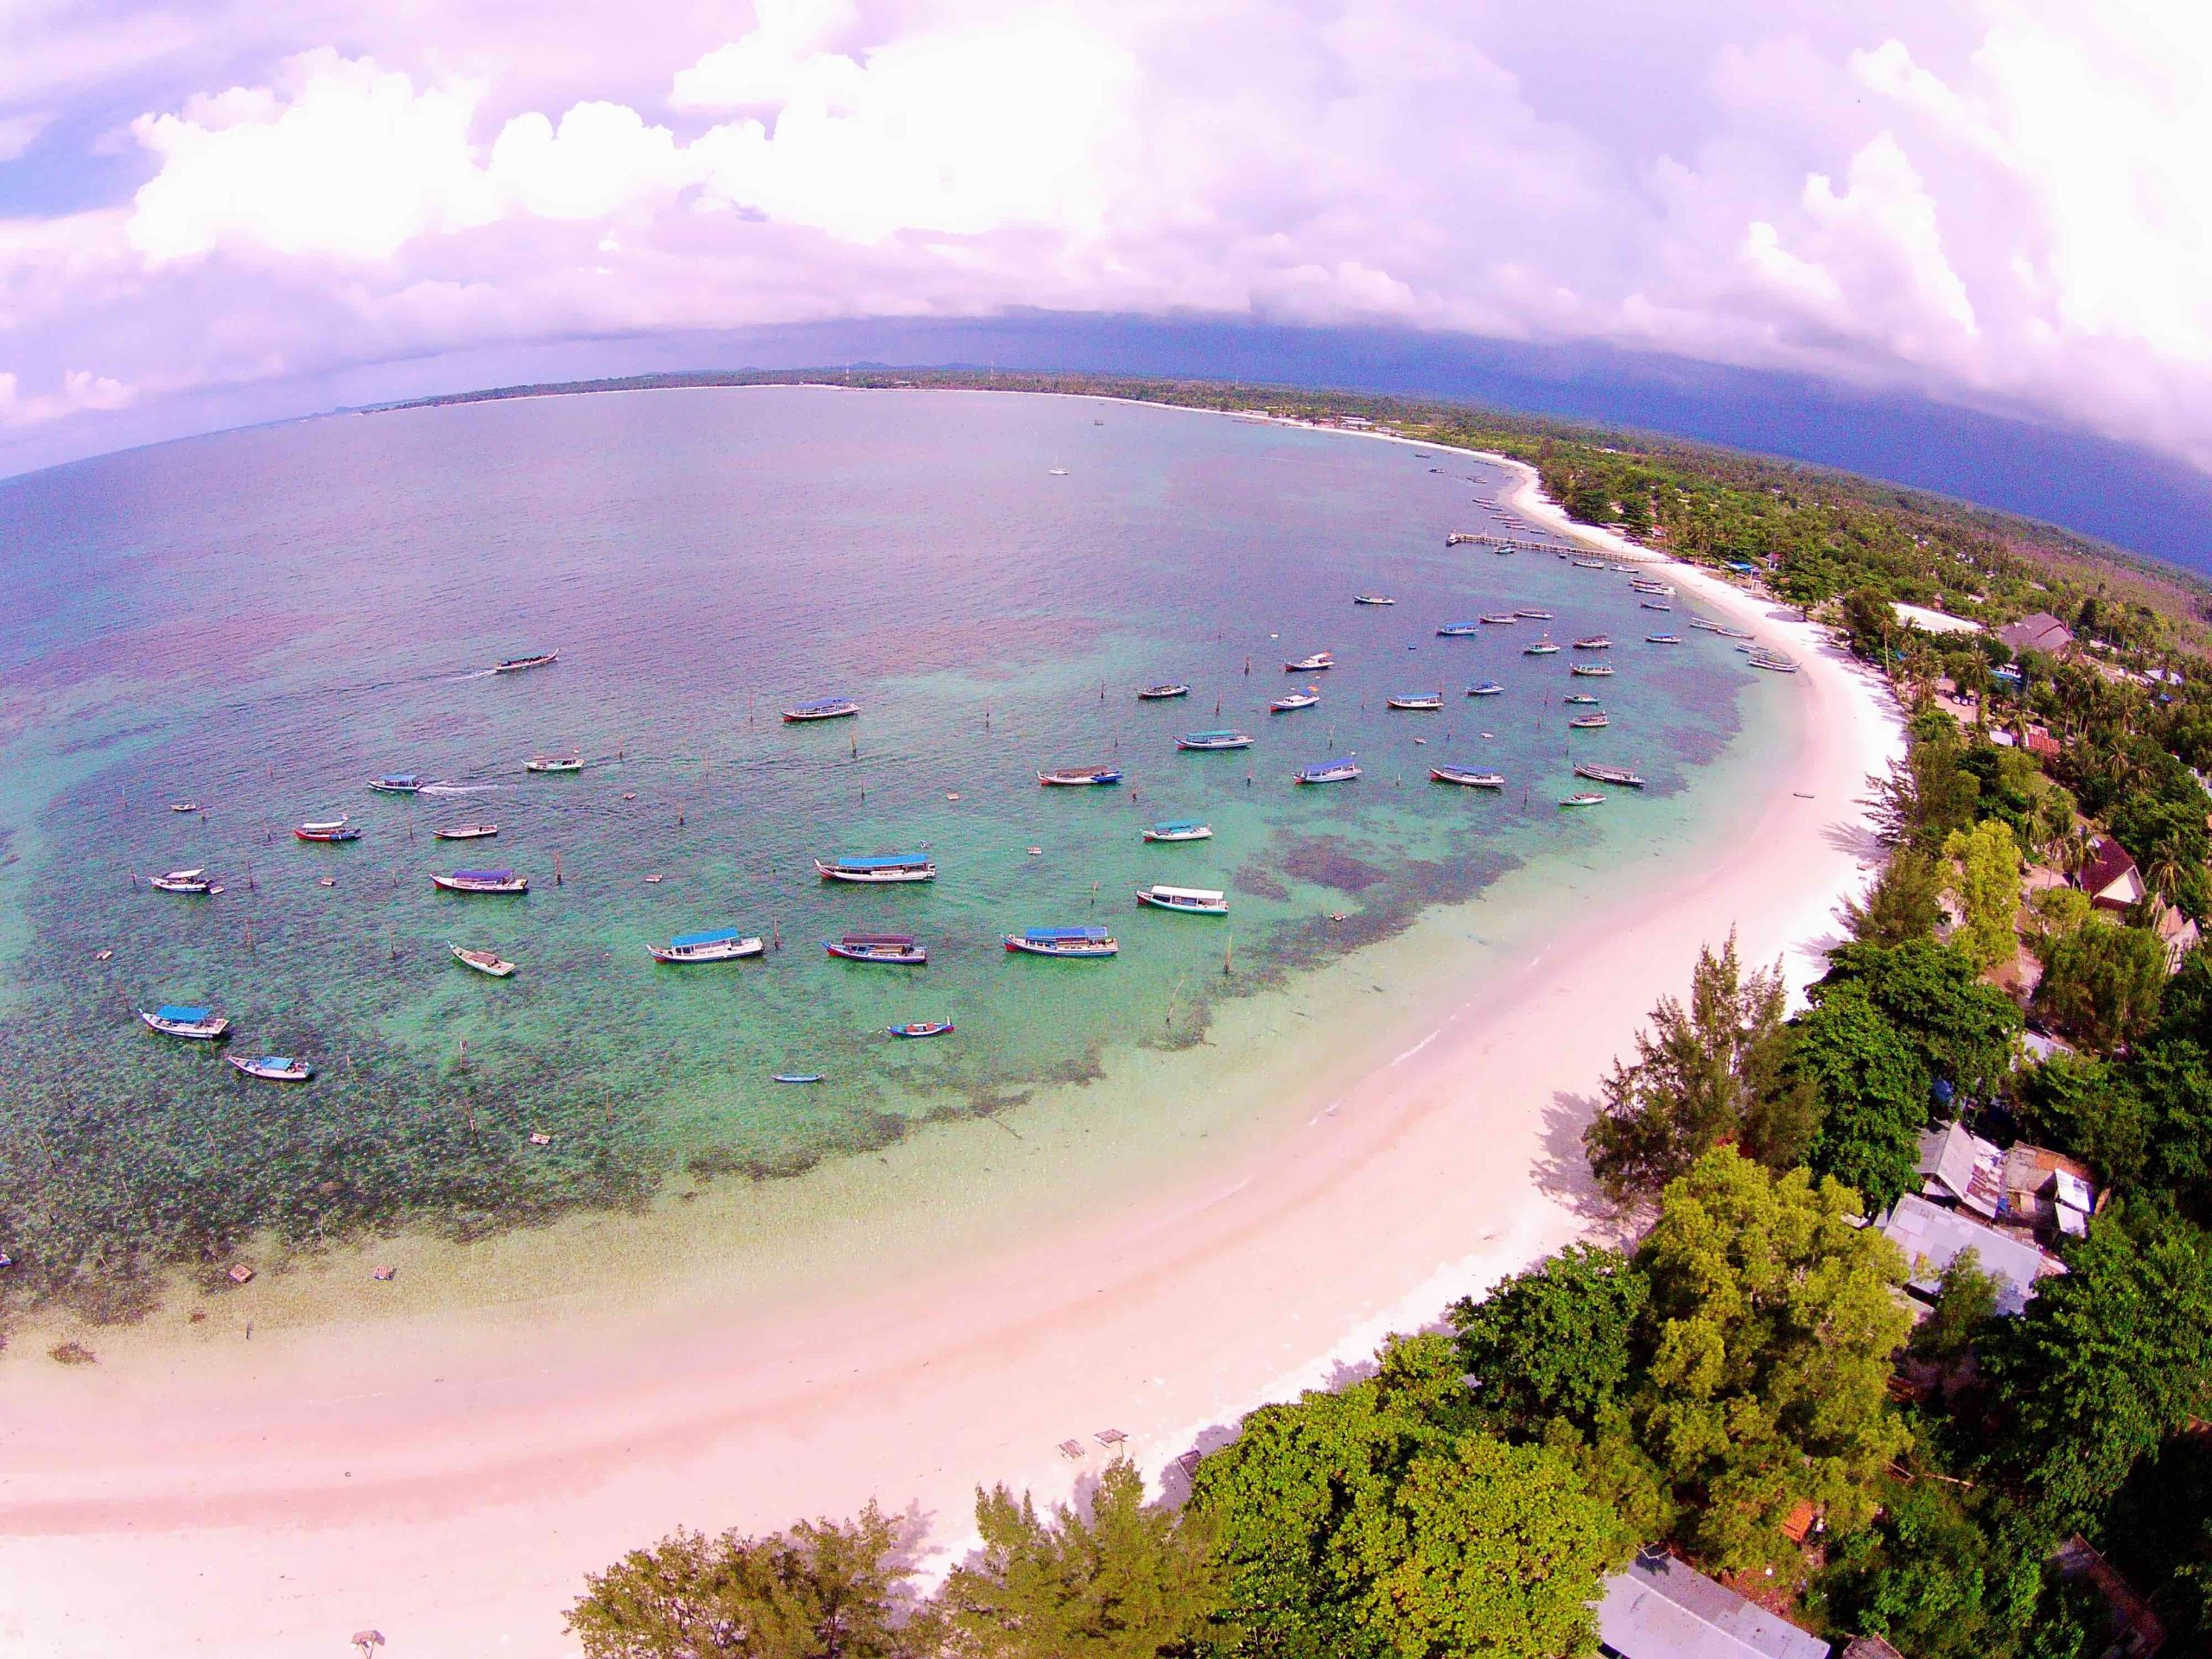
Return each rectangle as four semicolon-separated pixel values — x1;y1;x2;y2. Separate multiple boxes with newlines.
0;389;1758;1314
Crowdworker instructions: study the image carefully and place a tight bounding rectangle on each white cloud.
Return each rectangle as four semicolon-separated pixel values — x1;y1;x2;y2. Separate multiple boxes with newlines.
0;366;133;426
487;101;700;219
670;0;861;110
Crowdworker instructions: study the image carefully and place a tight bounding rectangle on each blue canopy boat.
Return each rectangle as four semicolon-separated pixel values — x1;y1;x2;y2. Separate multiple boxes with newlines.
433;868;529;893
1142;820;1213;842
783;697;860;722
367;773;426;794
228;1053;314;1081
1037;765;1124;785
650;927;766;963
1175;730;1252;751
826;933;928;964
139;1004;231;1040
1004;926;1119;958
1386;693;1443;711
816;853;937;883
1294;758;1361;784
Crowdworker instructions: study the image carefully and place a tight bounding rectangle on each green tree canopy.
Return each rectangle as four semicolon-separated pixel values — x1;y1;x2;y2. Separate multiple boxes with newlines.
1451;1244;1649;1434
1910;1248;2001;1364
1843;849;1947;947
1819;940;2024;1101
1790;978;1931;1211
1943;819;2024;972
2036;921;2169;1054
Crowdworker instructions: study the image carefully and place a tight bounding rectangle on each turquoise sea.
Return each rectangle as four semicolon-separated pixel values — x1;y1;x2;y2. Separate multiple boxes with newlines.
0;388;1762;1318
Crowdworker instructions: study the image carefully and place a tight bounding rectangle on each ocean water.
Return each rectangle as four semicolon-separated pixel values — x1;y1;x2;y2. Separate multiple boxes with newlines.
0;388;1763;1316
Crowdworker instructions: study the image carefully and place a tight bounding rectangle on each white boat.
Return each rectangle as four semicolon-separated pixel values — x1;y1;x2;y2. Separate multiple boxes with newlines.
1748;652;1801;673
228;1053;313;1082
1038;765;1124;786
1352;594;1397;606
367;773;427;794
1143;821;1214;842
493;652;558;673
1003;926;1118;957
1559;792;1605;808
1430;766;1504;788
1137;885;1229;916
1435;623;1484;638
1137;683;1192;700
1284;651;1335;672
1175;730;1253;751
432;868;529;894
1386;693;1443;711
649;928;766;963
450;944;516;976
168;802;200;813
1467;682;1504;696
1569;713;1610;728
1575;763;1645;788
1570;664;1616;677
816;853;938;882
1515;607;1554;620
1572;636;1612;650
138;1004;230;1040
1522;641;1560;656
433;823;499;841
1270;689;1321;712
783;698;859;722
150;868;216;894
524;753;583;773
1294;758;1361;785
1478;613;1518;625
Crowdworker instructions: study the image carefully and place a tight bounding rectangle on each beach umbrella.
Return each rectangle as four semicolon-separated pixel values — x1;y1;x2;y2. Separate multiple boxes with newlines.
352;1632;385;1656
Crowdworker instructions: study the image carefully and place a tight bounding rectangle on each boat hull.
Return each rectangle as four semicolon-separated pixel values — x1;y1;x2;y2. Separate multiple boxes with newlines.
433;825;499;841
888;1023;954;1039
649;938;766;963
432;875;529;894
825;942;928;964
227;1055;313;1081
1037;770;1124;786
450;945;516;976
1003;938;1119;957
295;829;362;842
1141;827;1213;842
138;1011;231;1040
1136;891;1228;915
815;861;936;882
1430;768;1504;787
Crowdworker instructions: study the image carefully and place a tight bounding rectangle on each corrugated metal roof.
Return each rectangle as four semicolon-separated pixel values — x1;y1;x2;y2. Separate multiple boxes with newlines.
1881;1193;2053;1316
1597;1551;1830;1659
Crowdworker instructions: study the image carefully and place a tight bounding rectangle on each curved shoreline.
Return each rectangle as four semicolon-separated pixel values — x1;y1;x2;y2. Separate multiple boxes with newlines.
0;417;1903;1658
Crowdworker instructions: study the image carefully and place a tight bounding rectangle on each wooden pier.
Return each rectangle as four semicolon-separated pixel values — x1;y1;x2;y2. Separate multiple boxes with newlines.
1446;530;1579;553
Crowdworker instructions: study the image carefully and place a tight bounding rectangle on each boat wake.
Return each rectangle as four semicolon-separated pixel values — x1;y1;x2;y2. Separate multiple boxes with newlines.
418;781;505;796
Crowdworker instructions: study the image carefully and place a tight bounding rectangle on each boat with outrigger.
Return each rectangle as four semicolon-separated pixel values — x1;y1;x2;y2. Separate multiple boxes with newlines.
1137;683;1192;701
434;823;499;841
1176;730;1253;751
138;1004;230;1040
1137;885;1229;916
1467;681;1504;696
1386;692;1443;711
650;927;766;963
783;697;860;722
432;868;529;894
450;944;516;976
817;852;937;883
227;1052;313;1082
1142;820;1214;842
1270;688;1320;712
1004;926;1119;958
1575;763;1646;788
493;652;558;673
1430;765;1505;788
826;933;928;964
1038;765;1124;785
150;868;219;894
524;753;582;773
1284;651;1335;672
1630;580;1672;596
889;1020;954;1039
367;773;428;795
1294;758;1361;784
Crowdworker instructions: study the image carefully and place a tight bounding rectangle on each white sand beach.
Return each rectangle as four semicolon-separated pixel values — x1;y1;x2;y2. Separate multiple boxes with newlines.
0;441;1903;1658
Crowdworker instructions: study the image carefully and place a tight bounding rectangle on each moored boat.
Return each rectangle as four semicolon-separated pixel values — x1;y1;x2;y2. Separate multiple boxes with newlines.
432;868;529;894
1572;558;1607;569
1137;683;1192;700
1175;730;1253;751
168;801;200;813
1575;763;1646;788
774;1072;825;1084
1435;623;1483;638
1136;884;1229;916
1569;713;1611;728
138;1004;230;1040
1515;607;1554;620
524;753;582;773
783;697;860;722
1478;613;1518;625
433;823;499;841
1467;681;1504;696
1559;792;1605;807
1037;765;1125;785
1294;758;1361;784
150;868;216;894
1688;618;1728;633
649;927;766;963
826;933;928;964
1284;651;1335;672
493;652;558;673
295;822;362;843
888;1020;954;1039
1572;635;1612;650
1748;652;1801;673
1716;626;1756;640
1570;663;1616;677
1630;580;1672;595
227;1053;313;1082
1641;601;1674;612
450;944;516;976
367;773;427;794
1385;693;1443;711
1352;594;1397;606
1522;641;1560;656
1142;820;1214;842
1003;926;1119;957
1270;688;1320;712
1645;633;1683;645
1563;693;1600;705
816;853;938;883
1430;765;1505;787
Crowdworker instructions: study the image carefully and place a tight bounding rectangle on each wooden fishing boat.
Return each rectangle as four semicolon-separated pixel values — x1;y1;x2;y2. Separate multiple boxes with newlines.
1003;926;1119;958
826;933;928;964
138;1004;230;1040
888;1020;954;1039
1641;601;1674;612
1386;693;1444;711
783;697;860;722
1630;580;1672;595
1143;821;1214;842
450;944;516;976
1038;765;1124;786
1569;713;1611;728
1563;693;1600;705
1136;683;1192;700
168;801;200;813
1175;730;1253;752
1571;559;1607;569
1688;618;1728;633
1515;607;1554;620
1570;663;1616;677
1645;633;1683;645
367;773;426;794
1137;885;1229;916
433;823;499;841
1270;689;1321;712
1478;613;1518;625
774;1072;825;1084
1559;792;1605;808
1467;681;1504;696
1572;635;1612;650
1522;641;1560;656
1575;763;1646;788
1435;623;1484;638
1294;758;1361;784
816;853;937;883
150;868;215;894
650;927;766;963
295;822;362;842
1430;765;1505;788
493;652;558;673
1748;652;1801;674
524;753;582;773
1284;651;1335;672
1352;594;1397;606
228;1053;313;1082
432;868;529;894
1716;626;1755;640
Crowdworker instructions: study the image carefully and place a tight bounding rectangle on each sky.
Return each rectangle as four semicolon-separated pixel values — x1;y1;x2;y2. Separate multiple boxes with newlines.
3;0;2209;537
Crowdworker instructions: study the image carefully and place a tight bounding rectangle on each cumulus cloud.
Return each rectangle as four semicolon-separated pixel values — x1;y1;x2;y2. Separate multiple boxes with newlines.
3;0;2211;476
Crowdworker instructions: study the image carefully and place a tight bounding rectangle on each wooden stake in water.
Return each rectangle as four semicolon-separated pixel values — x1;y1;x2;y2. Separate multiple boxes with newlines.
1224;929;1234;976
555;851;563;887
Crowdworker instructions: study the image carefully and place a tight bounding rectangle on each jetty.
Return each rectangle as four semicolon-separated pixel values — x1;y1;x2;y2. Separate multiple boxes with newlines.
1444;531;1576;554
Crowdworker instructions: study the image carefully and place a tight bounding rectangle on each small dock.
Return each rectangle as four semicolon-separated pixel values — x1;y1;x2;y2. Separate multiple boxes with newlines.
1446;530;1579;553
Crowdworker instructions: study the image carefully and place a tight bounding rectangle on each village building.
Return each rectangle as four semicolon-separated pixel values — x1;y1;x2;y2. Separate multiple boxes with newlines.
1998;611;2076;656
1881;1192;2061;1315
2076;836;2146;912
1596;1549;1831;1659
1917;1122;2099;1237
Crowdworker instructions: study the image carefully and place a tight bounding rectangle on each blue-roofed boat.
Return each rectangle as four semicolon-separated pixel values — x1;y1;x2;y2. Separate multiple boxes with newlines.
1142;821;1213;842
1645;633;1683;645
1038;765;1124;785
1467;681;1504;696
1137;884;1228;915
493;652;558;673
1294;758;1361;784
1386;693;1443;711
228;1052;313;1082
139;1005;230;1040
1430;765;1504;787
1435;623;1483;637
783;697;860;722
367;774;426;794
1284;651;1334;672
1176;730;1252;751
433;868;529;893
650;927;766;963
889;1020;954;1039
1270;688;1320;712
1004;926;1118;957
1137;683;1191;700
826;933;927;964
816;853;937;883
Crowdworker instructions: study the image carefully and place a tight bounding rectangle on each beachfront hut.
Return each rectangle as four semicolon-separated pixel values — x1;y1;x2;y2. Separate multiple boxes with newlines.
1595;1548;1830;1659
1879;1193;2060;1317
